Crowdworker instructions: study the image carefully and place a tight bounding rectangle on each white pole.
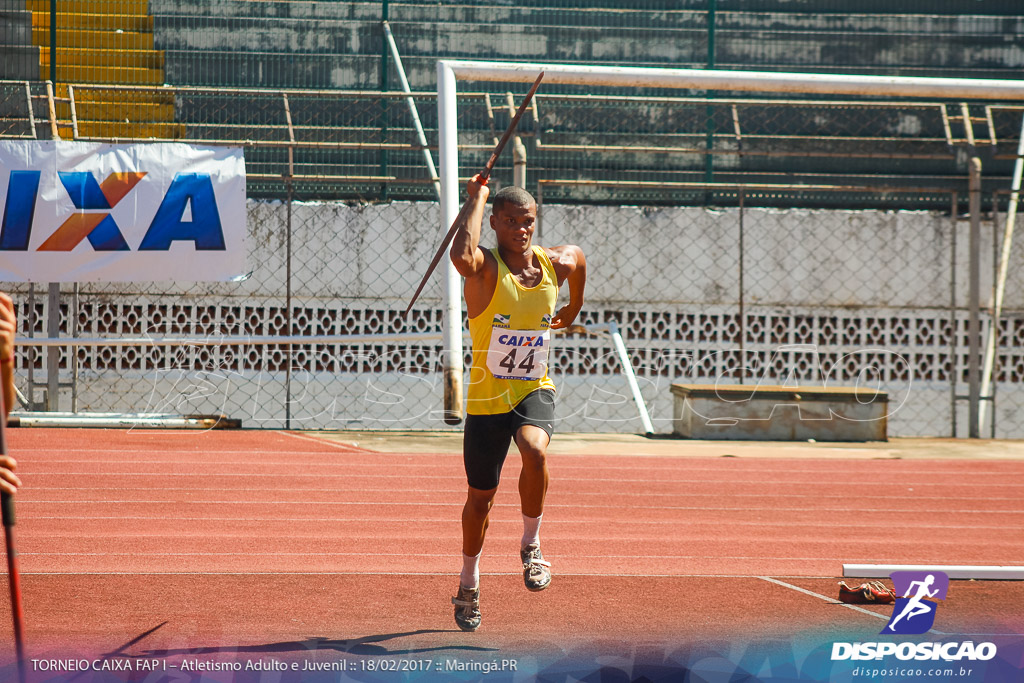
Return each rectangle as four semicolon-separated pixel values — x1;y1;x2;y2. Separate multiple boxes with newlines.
844;564;1024;581
438;61;464;424
968;158;982;438
979;114;1024;430
513;136;527;188
382;21;441;200
440;60;1024;100
507;93;527;188
8;414;238;429
608;321;655;435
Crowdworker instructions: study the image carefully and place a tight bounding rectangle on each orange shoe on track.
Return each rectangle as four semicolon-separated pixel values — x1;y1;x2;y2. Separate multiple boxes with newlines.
838;580;896;604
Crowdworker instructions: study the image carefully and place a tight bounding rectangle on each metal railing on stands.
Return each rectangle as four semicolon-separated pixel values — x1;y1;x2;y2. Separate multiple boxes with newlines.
3;76;1024;436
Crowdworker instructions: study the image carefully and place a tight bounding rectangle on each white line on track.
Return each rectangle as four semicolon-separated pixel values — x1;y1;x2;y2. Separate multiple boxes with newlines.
18;472;1024;486
19;450;1024;473
20;459;1023;476
0;571;829;578
28;460;457;466
17;440;1017;460
0;552;879;559
757;576;947;636
15;500;1024;515
280;431;364;451
27;486;466;493
10;552;1004;565
18;515;1020;530
20;486;1024;501
22;450;404;457
15;554;1021;573
20;472;457;478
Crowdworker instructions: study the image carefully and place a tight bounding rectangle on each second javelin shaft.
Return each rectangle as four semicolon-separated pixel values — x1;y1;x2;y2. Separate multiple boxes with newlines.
1;389;26;683
3;515;24;664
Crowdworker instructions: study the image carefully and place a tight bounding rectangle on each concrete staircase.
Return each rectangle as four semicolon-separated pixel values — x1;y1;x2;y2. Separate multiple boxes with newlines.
0;0;38;80
26;0;182;139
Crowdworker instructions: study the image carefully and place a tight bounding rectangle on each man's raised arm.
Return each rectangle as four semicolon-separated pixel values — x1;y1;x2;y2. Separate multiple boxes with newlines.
450;174;490;278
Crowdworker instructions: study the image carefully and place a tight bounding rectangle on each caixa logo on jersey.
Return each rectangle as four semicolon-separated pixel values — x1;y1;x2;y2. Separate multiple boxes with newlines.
0;170;225;252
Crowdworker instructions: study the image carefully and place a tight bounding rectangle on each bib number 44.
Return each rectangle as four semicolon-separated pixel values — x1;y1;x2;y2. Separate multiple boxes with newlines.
487;328;549;380
498;347;537;375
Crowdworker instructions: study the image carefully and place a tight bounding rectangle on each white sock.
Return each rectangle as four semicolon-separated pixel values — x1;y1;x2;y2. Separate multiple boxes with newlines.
460;552;481;589
521;513;542;549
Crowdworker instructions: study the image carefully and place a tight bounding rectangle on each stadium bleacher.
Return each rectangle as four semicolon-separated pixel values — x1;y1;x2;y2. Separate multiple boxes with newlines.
1;1;1022;202
0;0;37;81
1;0;180;138
146;1;1024;90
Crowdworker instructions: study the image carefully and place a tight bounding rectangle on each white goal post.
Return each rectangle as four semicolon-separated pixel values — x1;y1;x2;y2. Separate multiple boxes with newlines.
436;59;1024;428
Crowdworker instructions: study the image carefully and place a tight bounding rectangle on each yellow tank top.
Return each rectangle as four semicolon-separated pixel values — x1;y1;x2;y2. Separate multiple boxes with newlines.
467;246;559;415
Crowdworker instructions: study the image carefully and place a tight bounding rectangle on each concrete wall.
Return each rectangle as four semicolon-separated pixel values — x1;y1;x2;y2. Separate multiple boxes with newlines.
12;197;1016;437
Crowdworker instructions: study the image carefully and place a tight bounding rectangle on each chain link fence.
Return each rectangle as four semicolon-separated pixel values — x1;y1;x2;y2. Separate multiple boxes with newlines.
535;190;972;437
5;187;1016;437
3;76;1023;436
4;79;1020;200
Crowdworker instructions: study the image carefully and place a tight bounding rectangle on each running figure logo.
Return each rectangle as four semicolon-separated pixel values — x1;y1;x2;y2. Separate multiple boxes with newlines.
882;571;949;635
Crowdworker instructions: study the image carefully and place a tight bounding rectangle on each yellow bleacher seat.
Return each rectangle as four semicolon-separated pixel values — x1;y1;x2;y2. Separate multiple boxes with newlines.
27;0;181;139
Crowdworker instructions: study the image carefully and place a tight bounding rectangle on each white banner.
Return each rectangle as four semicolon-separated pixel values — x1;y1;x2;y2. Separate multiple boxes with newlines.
0;141;247;282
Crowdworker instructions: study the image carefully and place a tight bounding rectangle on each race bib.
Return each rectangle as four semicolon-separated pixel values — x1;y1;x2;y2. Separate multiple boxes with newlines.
486;328;550;380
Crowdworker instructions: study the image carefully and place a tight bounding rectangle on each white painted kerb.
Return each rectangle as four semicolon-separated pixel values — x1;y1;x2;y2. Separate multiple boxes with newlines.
845;564;1024;580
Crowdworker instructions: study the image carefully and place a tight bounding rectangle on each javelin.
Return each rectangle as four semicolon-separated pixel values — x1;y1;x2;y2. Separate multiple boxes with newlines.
403;71;544;316
0;391;25;683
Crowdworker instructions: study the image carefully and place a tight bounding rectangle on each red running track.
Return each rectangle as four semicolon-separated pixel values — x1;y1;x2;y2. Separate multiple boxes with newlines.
0;428;1022;673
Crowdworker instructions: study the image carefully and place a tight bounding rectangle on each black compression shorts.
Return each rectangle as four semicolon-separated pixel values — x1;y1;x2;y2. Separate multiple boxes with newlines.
462;389;556;491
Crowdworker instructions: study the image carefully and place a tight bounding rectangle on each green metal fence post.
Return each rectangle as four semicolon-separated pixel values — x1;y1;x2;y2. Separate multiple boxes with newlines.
49;0;56;83
379;0;391;201
704;0;717;190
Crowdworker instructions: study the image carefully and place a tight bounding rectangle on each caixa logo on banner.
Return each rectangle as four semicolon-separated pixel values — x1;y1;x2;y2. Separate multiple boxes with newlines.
0;170;226;252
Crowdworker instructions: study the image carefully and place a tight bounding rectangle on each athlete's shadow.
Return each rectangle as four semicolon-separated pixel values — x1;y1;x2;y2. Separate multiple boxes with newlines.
130;629;498;658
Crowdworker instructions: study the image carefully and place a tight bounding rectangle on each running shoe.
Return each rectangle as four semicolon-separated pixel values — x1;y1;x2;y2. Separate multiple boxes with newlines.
838;580;896;604
520;543;552;592
452;585;481;632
